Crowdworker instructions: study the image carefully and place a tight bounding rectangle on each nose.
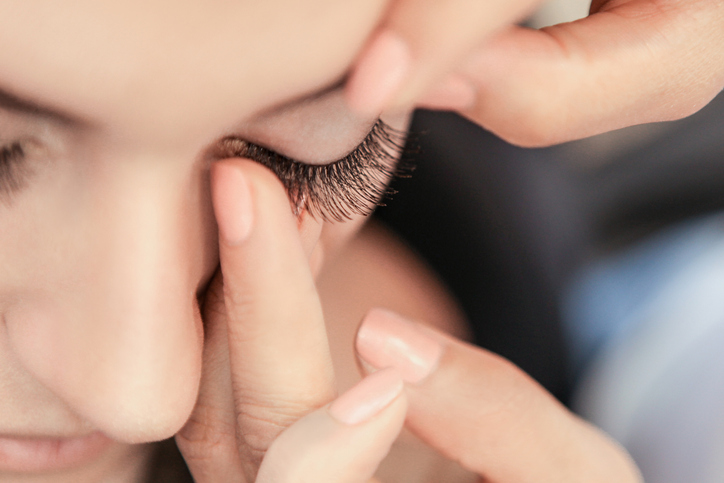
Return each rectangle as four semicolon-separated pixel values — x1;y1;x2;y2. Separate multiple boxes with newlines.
6;156;216;443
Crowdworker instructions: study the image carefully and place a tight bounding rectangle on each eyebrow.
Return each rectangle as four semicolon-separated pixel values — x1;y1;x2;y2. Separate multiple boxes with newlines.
0;85;82;125
0;76;345;128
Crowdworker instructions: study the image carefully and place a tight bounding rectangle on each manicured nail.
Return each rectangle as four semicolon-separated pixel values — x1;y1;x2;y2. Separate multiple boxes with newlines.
417;74;477;111
356;309;443;384
328;368;404;425
345;30;411;117
211;162;254;245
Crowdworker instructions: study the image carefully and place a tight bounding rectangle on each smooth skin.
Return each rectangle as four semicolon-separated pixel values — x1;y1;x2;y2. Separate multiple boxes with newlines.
178;0;723;480
0;1;398;481
347;0;724;146
180;158;642;482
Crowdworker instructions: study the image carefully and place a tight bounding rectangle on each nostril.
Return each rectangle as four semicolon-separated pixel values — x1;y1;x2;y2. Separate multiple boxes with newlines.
4;299;204;445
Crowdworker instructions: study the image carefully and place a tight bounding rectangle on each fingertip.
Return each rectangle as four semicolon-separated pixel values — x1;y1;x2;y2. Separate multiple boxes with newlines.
345;30;412;117
356;308;443;385
211;161;254;246
328;368;404;425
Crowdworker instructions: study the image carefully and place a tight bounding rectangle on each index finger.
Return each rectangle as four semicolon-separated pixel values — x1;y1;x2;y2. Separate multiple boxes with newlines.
452;0;724;146
355;309;642;482
211;159;336;477
345;0;543;116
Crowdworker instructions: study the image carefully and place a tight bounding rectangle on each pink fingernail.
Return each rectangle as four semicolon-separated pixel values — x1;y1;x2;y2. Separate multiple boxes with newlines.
356;309;443;384
328;368;404;425
211;162;254;245
345;30;411;117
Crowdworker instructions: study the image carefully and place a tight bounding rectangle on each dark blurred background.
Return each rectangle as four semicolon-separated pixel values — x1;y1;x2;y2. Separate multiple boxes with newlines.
376;92;724;405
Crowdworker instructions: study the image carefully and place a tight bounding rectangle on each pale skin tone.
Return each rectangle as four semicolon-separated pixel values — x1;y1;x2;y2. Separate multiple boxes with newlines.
0;0;720;481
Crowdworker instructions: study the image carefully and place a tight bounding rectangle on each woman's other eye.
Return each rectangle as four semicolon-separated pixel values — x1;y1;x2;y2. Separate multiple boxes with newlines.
214;120;412;222
0;140;31;198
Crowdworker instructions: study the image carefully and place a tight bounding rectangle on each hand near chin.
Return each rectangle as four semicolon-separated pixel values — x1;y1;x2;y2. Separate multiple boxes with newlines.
173;158;642;482
346;0;724;146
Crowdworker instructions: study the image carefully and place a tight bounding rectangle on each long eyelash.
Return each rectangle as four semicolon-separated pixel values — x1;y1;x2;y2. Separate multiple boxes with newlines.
215;120;413;222
0;141;28;197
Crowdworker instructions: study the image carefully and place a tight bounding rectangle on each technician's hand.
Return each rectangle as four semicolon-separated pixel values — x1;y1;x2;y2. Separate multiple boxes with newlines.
346;0;724;146
260;306;643;483
211;303;644;483
351;308;643;482
175;159;407;482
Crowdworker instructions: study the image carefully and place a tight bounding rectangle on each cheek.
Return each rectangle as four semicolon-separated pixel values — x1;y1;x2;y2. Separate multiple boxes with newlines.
321;215;368;256
306;215;368;278
298;209;324;259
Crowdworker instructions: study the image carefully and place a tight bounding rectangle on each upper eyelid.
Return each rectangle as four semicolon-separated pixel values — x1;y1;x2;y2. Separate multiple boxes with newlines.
237;86;376;164
0;88;86;127
250;80;346;120
214;119;382;167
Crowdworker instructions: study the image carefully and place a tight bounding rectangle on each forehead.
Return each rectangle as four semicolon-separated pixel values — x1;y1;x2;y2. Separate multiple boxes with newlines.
0;0;385;146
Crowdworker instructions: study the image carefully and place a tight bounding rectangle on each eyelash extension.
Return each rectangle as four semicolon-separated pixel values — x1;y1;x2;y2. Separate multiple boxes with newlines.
0;141;29;197
215;120;413;222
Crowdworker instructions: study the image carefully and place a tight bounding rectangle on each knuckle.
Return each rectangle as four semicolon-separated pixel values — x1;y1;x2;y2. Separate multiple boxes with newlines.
234;410;288;467
222;281;253;311
233;394;329;462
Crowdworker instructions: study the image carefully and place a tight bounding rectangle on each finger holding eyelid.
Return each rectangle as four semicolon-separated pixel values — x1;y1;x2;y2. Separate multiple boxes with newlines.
210;158;336;478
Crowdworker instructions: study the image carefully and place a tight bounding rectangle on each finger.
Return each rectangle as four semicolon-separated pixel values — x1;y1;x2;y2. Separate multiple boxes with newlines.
345;0;544;116
438;0;724;146
256;368;407;483
211;159;336;478
356;309;642;482
176;272;246;482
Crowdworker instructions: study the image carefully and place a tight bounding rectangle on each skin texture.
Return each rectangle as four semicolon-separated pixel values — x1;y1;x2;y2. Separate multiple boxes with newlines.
189;159;640;483
346;0;724;146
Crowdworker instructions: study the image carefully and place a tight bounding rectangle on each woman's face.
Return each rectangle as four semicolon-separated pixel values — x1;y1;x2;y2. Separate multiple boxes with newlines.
0;0;401;480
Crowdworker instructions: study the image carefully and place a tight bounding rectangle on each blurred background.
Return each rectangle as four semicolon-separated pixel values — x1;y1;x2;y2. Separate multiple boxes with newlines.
376;1;724;481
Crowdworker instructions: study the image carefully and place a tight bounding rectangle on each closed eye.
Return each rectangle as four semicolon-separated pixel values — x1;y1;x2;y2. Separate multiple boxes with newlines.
0;141;32;200
214;120;413;222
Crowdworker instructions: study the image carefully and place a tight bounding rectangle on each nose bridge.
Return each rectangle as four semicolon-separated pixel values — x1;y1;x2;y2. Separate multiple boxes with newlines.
59;156;206;441
98;159;193;317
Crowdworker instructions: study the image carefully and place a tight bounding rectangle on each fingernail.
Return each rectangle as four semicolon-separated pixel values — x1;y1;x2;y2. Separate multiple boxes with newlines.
345;30;411;117
417;74;477;111
356;309;443;384
211;162;254;245
328;368;404;425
